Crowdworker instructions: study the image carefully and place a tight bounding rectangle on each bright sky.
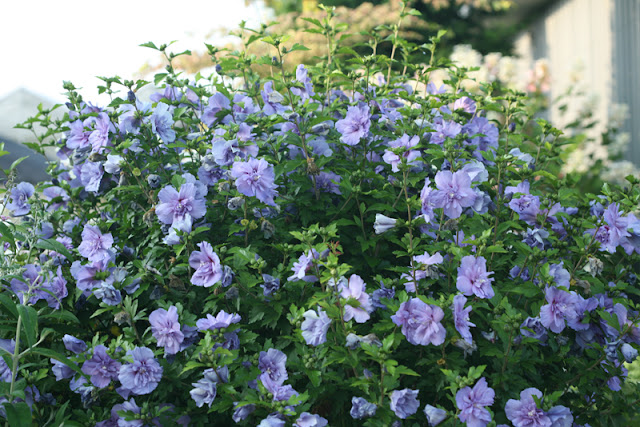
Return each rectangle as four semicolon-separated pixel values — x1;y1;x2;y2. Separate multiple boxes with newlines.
0;0;271;103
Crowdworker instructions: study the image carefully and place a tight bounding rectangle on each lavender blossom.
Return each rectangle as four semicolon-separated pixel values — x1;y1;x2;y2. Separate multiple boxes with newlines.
258;348;288;388
78;224;114;262
149;306;184;355
288;249;319;282
382;134;421;172
340;274;373;323
295;413;328;427
301;307;331;346
520;317;548;345
391;298;446;346
42;266;68;309
424;405;448;426
455;377;495;427
505;388;550;427
453;294;475;344
42;186;70;212
7;182;35;216
350;397;377;419
539;287;578;333
456;256;494;299
390;388;420;419
189;242;223;287
118;347;163;395
81;345;121;388
430;170;476;219
231;158;278;206
156;183;207;233
196;310;241;331
374;214;397;234
63;335;87;354
336;105;371;146
150;102;175;142
190;368;228;408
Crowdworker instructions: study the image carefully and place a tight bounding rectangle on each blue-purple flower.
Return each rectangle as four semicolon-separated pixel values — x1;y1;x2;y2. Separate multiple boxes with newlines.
149;306;184;355
539;287;578;333
150;102;175;143
81;345;121;388
258;348;288;389
453;294;475;344
505;388;551;427
190;367;228;408
118;347;163;395
295;412;328;427
231;158;278;206
390;388;420;419
291;64;315;101
156;183;207;233
63;335;87;354
189;242;223;287
391;298;446;346
288;249;319;282
430;170;476;219
424;404;448;426
455;377;495;427
78;224;114;262
196;310;241;331
301;307;331;346
383;134;421;172
457;256;494;299
374;214;397;234
8;182;35;216
340;274;373;323
350;397;377;419
336;105;371;146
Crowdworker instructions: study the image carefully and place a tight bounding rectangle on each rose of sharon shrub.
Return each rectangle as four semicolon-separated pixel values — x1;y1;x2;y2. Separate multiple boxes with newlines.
0;5;639;426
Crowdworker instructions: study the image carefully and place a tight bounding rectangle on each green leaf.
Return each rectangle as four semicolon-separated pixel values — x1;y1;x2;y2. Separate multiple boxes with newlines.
0;293;18;319
3;402;32;427
308;370;321;387
35;238;73;260
9;156;29;172
290;43;310;52
41;310;79;324
30;347;83;376
181;361;205;375
17;305;38;348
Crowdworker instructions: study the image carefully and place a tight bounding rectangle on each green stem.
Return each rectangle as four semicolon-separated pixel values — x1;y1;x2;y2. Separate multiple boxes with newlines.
9;314;22;397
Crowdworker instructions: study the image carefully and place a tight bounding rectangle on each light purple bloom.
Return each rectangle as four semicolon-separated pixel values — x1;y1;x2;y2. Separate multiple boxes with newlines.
63;335;87;354
230;158;278;206
340;274;372;323
81;345;121;388
51;359;73;381
149;306;184;354
190;367;228;408
456;377;495;427
539;287;578;333
258;415;286;427
232;403;256;422
547;405;573;426
520;317;548;345
261;274;281;297
457;256;494;299
78;224;114;262
295;412;328;427
301;307;331;346
390;388;420;419
431;170;476;219
505;388;551;427
88;112;112;153
42;266;68;309
429;116;462;145
336;105;371;146
258;348;288;388
350;397;377;419
189;241;223;287
8;182;35;216
202;92;231;126
93;283;122;305
150;102;175;142
118;347;163;395
10;264;45;305
424;404;448;426
413;251;444;266
0;339;16;382
288;249;319;282
509;194;541;226
42;186;70;212
453;294;475;344
383;134;421;172
66;119;91;150
196;310;241;331
156;183;207;233
262;81;287;116
291;64;315;101
80;161;104;193
391;298;446;346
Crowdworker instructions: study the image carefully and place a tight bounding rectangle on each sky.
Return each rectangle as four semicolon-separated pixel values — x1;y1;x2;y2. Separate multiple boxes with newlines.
0;0;271;103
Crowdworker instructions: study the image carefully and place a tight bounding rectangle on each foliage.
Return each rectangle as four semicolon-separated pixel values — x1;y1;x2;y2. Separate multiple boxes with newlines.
1;3;640;426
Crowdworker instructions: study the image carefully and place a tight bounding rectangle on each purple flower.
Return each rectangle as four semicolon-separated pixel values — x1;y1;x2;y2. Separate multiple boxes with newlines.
457;256;494;299
539;287;578;333
230;158;278;206
520;317;548;345
156;183;207;233
295;412;328;427
78;224;114;262
453;294;475;344
80;161;104;193
42;186;70;212
505;388;551;427
315;171;342;194
189;242;223;287
424;404;448;426
232;403;256;422
190;367;228;408
509;194;541;226
262;81;287;116
196;310;241;331
150;102;175;143
547;405;573;426
93;283;122;306
430;170;476;219
258;348;288;388
390;388;420;419
350;397;377;419
301;307;331;346
258;415;286;427
118;347;163;395
88;112;112;153
391;298;446;346
0;339;16;382
464;116;499;158
288;249;319;282
340;274;373;323
413;251;444;266
261;274;281;297
336;105;371;146
11;264;45;305
42;266;68;309
456;377;495;427
202;93;231;126
63;335;87;354
51;359;73;381
81;345;121;388
114;399;143;427
291;64;315;101
429;117;462;145
383;134;421;172
372;282;395;310
149;306;184;355
66;119;91;150
8;182;35;216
